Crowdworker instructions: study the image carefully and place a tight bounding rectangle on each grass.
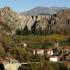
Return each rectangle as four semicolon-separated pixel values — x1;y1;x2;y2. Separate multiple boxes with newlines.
11;34;68;48
13;34;67;42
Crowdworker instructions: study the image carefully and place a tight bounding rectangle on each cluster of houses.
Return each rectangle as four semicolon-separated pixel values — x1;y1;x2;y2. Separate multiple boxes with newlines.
15;40;70;62
0;41;69;70
31;45;70;62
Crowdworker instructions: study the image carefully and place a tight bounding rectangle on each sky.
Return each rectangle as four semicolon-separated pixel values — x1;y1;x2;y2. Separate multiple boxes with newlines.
0;0;70;12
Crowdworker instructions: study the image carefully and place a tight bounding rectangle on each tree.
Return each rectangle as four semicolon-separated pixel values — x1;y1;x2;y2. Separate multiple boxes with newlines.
16;29;21;35
22;25;30;35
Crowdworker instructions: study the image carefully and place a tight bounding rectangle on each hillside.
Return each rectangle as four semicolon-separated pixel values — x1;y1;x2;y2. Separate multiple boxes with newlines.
0;6;70;35
0;7;21;35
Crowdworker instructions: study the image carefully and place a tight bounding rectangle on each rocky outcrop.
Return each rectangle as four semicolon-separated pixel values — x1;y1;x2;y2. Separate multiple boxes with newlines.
18;15;51;30
0;6;51;32
0;7;70;35
0;7;21;34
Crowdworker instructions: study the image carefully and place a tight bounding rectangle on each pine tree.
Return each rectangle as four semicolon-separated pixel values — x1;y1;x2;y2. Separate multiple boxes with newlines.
16;29;21;35
22;25;29;35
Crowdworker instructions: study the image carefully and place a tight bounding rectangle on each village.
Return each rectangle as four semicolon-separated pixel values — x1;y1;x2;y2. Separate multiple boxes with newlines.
12;40;70;62
29;42;70;62
3;45;70;62
0;40;69;70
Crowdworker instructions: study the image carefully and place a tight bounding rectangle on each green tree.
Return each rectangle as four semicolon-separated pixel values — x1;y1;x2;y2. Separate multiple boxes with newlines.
22;25;30;35
16;29;21;35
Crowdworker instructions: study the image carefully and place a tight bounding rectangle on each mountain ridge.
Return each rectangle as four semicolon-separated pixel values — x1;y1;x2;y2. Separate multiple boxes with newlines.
21;6;68;16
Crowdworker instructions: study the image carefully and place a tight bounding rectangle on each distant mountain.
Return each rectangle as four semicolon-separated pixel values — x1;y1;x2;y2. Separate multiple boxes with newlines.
21;6;68;16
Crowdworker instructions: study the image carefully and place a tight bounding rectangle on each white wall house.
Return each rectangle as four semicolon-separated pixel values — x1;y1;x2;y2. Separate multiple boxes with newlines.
23;42;27;48
33;50;36;55
4;63;21;70
37;49;44;55
47;50;53;56
49;56;59;62
33;49;44;55
54;42;59;47
3;58;21;70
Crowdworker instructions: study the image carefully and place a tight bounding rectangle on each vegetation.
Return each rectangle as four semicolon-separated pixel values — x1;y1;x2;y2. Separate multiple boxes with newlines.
0;30;69;70
30;60;67;70
13;34;67;42
0;7;70;70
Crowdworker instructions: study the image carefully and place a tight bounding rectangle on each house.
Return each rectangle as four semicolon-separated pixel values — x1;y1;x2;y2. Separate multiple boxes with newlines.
16;40;27;48
3;57;21;70
4;62;21;70
65;56;70;61
36;49;44;55
62;46;70;55
54;42;59;47
33;50;36;55
49;56;60;62
63;46;70;51
47;48;53;56
33;49;44;55
22;42;27;48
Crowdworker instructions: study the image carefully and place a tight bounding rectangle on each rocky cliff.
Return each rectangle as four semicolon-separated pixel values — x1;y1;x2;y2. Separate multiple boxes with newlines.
0;7;21;34
0;7;70;35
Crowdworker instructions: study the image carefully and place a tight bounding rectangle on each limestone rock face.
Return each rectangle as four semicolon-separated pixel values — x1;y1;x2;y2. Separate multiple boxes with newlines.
0;7;70;35
0;7;21;34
